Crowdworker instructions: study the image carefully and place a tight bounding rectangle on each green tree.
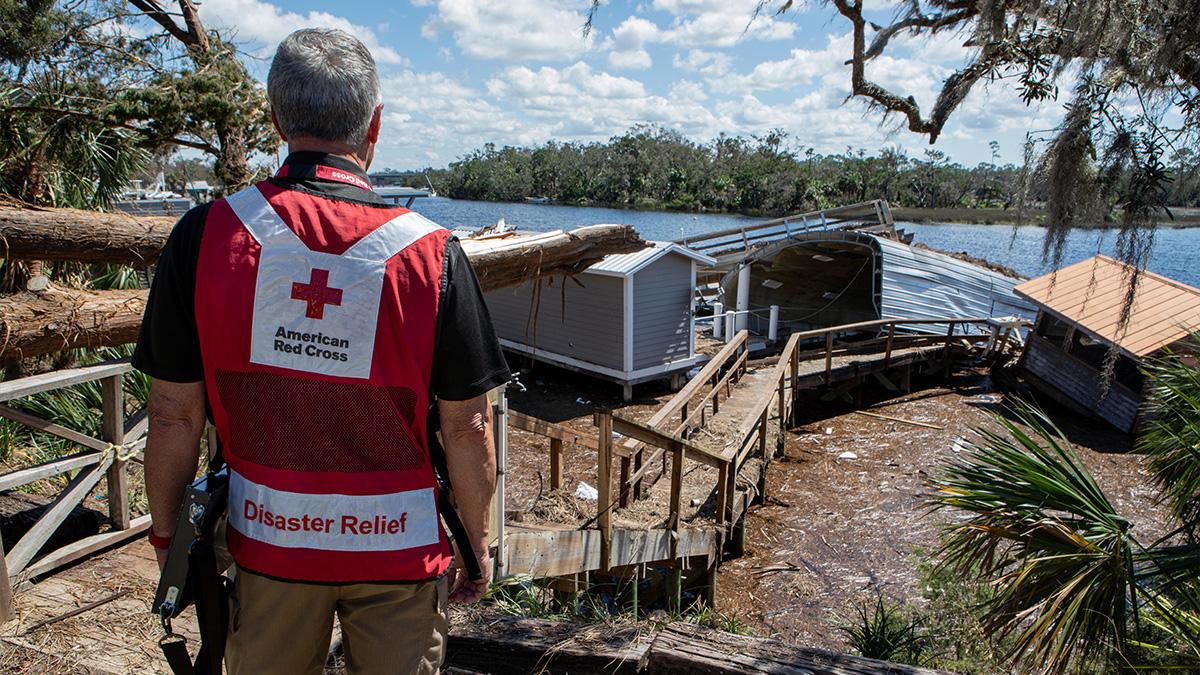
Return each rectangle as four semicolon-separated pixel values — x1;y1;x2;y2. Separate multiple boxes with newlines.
0;0;277;207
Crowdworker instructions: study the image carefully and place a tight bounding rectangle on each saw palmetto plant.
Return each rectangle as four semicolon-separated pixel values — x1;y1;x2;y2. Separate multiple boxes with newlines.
931;344;1200;673
932;402;1138;672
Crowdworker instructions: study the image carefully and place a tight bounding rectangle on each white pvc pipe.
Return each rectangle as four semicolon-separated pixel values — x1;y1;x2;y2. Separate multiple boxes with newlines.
768;305;780;341
736;264;751;332
712;301;724;338
724;311;736;343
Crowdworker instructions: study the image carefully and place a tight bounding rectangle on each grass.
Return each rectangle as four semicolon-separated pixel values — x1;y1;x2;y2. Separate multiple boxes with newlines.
836;594;931;668
482;573;754;636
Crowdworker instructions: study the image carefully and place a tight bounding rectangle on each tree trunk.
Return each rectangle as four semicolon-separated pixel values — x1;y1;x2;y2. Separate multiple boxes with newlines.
0;287;147;364
0;224;644;365
0;206;175;264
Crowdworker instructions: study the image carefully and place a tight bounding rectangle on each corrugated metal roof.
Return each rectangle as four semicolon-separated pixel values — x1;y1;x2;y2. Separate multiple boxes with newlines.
587;241;715;277
1014;255;1200;356
873;235;1038;333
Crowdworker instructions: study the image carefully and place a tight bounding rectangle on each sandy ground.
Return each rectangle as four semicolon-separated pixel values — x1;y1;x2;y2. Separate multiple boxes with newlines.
712;368;1169;650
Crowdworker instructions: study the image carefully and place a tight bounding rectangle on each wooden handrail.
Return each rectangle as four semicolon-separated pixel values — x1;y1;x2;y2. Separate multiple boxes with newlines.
616;330;748;459
508;410;598;449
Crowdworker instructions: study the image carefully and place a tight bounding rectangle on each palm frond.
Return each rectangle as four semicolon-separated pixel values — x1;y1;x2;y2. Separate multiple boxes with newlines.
930;400;1134;673
1137;337;1200;529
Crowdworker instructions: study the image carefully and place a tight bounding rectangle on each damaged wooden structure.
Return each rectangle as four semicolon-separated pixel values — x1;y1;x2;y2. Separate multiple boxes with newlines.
1014;255;1200;432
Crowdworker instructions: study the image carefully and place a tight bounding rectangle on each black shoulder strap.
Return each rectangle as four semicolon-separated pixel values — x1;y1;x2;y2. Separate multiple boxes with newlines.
427;405;485;582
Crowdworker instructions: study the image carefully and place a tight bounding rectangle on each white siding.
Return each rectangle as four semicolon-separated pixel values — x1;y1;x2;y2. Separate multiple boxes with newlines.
632;255;693;370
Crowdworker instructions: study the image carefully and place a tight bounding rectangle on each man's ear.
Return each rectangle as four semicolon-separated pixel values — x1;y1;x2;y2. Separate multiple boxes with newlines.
271;110;287;142
366;104;383;144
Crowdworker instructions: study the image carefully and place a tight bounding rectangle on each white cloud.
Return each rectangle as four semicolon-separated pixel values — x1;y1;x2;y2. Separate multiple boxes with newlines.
710;33;850;94
196;0;406;65
420;0;594;62
486;62;720;140
650;0;797;47
673;49;732;77
609;48;653;69
607;16;660;69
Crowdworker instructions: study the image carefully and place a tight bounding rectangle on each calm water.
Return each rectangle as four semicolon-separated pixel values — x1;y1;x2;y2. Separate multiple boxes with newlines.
410;197;1200;287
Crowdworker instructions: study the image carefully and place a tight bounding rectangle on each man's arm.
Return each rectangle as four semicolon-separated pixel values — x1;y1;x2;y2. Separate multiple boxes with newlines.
144;379;207;568
438;393;497;604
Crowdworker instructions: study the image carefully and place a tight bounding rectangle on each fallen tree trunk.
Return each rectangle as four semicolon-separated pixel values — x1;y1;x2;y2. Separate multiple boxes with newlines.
0;224;644;365
0;205;175;264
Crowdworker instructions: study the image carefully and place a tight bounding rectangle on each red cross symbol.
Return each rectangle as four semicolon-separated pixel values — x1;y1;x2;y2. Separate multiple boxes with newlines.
291;268;343;320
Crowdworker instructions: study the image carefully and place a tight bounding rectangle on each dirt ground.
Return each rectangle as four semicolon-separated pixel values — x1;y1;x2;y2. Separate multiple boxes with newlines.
712;367;1170;651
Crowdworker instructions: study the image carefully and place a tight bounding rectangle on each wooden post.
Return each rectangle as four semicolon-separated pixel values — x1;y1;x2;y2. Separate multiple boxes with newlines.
618;455;632;508
789;347;800;426
716;463;729;526
669;441;685;562
1;531;14;624
884;322;896;367
942;322;956;378
632;448;644;502
824;332;834;385
902;363;912;392
758;408;769;501
776;377;787;458
596;412;613;572
549;438;563;491
101;374;129;530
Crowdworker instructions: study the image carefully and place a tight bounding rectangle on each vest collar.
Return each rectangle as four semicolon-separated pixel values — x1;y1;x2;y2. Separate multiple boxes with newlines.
277;152;372;192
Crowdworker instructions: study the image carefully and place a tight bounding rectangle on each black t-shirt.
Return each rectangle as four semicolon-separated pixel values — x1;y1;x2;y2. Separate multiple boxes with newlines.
132;152;511;402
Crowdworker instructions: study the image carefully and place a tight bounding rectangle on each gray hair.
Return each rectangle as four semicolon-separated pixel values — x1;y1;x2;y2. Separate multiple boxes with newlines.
268;28;381;146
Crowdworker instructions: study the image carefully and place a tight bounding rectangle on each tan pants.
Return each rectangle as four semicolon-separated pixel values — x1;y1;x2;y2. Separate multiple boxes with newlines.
224;569;449;675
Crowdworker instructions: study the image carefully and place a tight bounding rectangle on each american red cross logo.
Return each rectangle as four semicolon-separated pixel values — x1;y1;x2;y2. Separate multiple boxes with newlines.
291;268;343;320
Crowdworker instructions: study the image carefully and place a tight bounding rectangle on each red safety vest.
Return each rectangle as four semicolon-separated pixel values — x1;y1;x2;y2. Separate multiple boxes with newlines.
193;176;454;583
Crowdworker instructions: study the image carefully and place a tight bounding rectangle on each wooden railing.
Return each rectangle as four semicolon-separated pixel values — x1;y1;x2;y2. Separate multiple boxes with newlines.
1;361;150;612
613;330;750;508
507;410;598;492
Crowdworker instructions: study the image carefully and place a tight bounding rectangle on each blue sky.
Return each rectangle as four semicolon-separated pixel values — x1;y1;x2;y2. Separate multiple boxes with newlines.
187;0;1078;170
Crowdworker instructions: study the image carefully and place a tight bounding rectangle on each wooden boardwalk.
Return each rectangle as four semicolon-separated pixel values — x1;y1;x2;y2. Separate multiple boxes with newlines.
1;317;1016;673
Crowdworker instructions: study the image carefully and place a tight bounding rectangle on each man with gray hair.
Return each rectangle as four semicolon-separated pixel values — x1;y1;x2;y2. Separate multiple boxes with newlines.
136;28;509;674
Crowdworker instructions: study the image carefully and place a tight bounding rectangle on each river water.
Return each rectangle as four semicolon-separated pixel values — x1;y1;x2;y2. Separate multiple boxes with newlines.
409;197;1200;287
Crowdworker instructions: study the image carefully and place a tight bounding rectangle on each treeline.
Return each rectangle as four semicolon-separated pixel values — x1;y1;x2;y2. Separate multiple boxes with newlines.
388;126;1200;217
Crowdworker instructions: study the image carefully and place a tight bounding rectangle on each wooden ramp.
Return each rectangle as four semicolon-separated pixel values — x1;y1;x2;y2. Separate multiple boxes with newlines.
497;317;1017;589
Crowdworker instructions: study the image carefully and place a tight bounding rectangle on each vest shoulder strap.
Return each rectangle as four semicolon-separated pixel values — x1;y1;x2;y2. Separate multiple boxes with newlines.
223;185;445;262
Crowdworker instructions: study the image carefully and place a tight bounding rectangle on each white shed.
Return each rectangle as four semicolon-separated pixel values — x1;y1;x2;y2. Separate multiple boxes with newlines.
485;242;716;399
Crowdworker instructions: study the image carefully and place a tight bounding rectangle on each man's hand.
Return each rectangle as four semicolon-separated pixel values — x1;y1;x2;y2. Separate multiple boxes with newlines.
449;541;492;604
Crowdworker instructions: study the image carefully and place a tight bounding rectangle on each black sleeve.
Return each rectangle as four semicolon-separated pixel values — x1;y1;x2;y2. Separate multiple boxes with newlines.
131;203;210;383
433;238;511;400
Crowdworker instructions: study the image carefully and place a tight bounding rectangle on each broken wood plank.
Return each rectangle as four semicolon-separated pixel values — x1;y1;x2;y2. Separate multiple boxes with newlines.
852;410;943;430
445;617;648;674
4;454;114;575
644;623;952;675
22;514;152;581
22;590;131;635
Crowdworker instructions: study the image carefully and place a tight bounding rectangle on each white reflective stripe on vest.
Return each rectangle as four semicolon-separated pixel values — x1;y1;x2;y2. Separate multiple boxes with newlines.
223;186;443;379
228;470;440;552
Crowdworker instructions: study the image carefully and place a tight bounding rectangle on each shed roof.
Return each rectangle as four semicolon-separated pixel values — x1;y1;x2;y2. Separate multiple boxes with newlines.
1014;255;1200;357
587;241;715;278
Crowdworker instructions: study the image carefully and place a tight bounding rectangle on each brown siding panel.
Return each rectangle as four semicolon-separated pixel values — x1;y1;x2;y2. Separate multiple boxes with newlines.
1021;335;1141;432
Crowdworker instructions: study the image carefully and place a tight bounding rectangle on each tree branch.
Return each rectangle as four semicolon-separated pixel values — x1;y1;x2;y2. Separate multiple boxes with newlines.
126;0;192;46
